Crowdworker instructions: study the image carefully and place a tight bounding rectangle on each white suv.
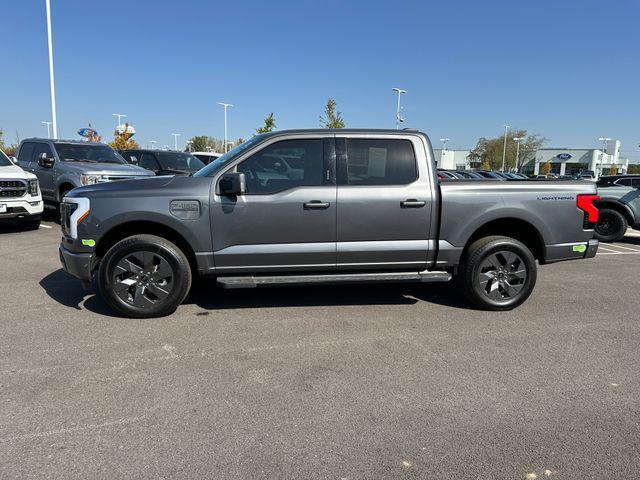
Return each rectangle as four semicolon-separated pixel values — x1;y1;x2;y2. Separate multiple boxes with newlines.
0;150;43;230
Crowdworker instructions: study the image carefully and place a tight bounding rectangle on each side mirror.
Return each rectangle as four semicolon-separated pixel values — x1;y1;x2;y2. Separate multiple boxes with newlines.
9;156;18;164
219;172;246;196
38;152;55;168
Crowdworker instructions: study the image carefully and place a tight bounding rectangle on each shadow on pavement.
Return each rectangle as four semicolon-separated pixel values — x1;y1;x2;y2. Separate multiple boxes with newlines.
620;235;640;246
41;270;471;317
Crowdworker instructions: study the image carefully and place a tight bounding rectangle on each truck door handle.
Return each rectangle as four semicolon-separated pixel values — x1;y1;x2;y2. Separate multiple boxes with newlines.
401;199;426;208
303;201;330;210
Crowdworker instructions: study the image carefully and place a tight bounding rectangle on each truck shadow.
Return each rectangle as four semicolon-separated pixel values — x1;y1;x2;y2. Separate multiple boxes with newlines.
40;269;472;317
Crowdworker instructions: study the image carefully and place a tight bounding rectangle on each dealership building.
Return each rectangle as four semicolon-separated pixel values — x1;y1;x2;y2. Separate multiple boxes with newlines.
434;139;629;178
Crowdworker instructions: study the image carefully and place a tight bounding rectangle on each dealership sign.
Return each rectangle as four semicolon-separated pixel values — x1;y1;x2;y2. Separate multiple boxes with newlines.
557;153;573;160
78;128;97;138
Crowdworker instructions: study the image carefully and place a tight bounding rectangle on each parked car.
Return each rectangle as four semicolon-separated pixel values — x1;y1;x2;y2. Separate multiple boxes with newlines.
59;129;599;318
120;149;205;176
16;139;153;206
597;174;640;188
0;149;43;229
437;169;459;180
475;170;505;180
594;179;640;242
454;170;484;179
192;151;223;165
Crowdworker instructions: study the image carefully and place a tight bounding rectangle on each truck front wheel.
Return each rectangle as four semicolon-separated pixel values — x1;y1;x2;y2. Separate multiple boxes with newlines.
99;234;192;318
460;236;537;311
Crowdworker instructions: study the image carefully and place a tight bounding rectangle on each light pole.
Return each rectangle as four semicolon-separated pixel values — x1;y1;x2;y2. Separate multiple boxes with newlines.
218;102;233;152
598;137;611;175
148;140;156;149
439;138;451;169
112;113;127;128
501;125;510;172
392;88;406;129
513;137;524;173
45;0;58;139
171;133;181;151
42;121;52;139
186;140;193;152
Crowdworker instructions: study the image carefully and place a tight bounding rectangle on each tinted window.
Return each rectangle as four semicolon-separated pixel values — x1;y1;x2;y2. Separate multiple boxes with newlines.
615;178;632;186
33;143;54;162
633;179;640;188
0;150;12;167
238;139;324;194
18;142;36;162
156;152;205;172
345;139;416;185
139;153;160;171
195;134;269;177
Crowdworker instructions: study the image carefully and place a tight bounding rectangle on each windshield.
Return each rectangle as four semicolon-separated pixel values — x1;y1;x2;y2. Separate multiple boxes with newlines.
54;143;127;164
157;152;205;172
194;134;269;177
0;150;12;167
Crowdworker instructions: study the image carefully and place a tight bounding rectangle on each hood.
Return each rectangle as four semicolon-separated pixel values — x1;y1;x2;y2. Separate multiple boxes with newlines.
62;161;153;176
67;175;178;198
0;163;36;180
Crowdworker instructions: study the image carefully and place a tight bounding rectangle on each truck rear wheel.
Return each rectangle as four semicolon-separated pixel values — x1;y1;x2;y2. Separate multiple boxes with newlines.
99;234;192;318
594;208;627;243
460;235;537;311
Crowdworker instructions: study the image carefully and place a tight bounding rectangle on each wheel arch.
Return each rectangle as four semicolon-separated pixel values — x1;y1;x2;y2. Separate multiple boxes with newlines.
94;220;197;274
595;200;634;225
461;218;545;262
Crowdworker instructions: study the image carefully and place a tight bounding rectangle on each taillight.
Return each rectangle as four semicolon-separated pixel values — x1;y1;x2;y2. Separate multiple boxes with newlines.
577;194;599;223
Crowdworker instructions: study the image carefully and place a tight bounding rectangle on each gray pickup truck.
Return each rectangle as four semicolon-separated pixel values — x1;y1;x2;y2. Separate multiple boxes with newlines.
16;139;153;205
58;129;600;318
594;175;640;242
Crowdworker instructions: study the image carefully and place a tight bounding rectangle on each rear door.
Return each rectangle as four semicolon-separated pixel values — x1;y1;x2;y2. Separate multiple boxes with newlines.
211;135;337;272
335;134;434;270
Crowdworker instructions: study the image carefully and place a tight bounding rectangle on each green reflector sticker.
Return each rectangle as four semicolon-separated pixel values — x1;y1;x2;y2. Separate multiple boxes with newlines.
82;239;96;247
573;244;587;253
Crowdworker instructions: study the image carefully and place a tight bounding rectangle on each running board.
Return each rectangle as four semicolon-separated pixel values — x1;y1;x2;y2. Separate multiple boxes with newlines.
216;270;452;289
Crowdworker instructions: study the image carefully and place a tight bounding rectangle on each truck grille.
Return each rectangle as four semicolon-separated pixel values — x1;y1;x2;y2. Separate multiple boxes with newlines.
100;175;141;182
0;180;27;198
60;202;78;238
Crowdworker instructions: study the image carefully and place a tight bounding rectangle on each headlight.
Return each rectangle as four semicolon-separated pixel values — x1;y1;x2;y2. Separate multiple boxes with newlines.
80;174;103;186
62;197;90;239
28;179;39;196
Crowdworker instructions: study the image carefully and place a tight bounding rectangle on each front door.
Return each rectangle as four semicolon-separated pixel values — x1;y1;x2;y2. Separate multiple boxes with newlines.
33;142;56;199
335;135;434;270
211;136;336;272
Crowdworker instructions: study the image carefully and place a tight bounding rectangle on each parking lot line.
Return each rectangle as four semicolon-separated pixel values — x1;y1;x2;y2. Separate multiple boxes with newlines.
39;224;53;229
607;243;640;252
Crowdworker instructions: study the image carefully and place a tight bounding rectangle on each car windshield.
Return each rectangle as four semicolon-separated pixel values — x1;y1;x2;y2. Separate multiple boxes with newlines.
54;143;127;164
157;152;205;172
0;150;12;167
194;134;269;177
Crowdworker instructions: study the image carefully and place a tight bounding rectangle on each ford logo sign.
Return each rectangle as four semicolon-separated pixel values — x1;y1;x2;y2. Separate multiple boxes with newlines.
557;153;572;160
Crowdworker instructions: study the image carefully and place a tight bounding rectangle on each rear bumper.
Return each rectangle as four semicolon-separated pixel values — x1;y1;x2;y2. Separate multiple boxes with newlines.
543;238;598;264
59;245;93;282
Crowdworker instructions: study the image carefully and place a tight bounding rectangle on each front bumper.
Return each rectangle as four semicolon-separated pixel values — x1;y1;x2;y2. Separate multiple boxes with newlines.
59;244;94;282
543;238;599;264
0;199;43;220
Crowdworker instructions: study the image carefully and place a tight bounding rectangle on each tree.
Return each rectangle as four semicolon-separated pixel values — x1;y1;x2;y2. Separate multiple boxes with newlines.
481;159;491;171
184;136;226;153
540;160;551;175
108;123;139;150
256;113;276;134
628;164;640;174
468;129;547;172
608;165;618;175
0;129;18;156
319;98;345;128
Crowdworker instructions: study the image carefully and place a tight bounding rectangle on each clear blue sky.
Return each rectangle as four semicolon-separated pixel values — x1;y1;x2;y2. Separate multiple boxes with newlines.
1;0;638;160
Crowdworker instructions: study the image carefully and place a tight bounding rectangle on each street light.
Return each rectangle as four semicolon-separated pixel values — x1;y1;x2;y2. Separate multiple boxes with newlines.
148;140;157;149
392;88;406;129
112;113;127;128
45;0;58;139
171;133;181;151
501;125;511;172
598;137;612;174
218;102;233;152
439;138;451;151
42;121;52;139
513;136;525;173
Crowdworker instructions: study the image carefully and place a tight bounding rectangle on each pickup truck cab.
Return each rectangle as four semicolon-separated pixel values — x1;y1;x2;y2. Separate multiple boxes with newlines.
0;149;43;229
16;139;153;205
58;129;600;318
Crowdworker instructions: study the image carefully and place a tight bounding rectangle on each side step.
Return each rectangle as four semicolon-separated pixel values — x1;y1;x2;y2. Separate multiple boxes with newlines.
217;270;452;289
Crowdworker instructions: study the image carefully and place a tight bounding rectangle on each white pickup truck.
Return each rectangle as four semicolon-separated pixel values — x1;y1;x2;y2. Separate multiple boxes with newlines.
0;150;43;230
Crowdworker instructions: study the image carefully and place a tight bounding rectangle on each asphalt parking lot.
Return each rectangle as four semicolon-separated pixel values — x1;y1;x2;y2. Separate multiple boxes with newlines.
1;218;639;479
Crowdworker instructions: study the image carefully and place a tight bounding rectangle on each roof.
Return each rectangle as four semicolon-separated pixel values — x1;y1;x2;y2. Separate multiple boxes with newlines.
267;128;423;135
21;138;110;146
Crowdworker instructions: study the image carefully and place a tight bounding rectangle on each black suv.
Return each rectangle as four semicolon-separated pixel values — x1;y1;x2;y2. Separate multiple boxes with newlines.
119;149;205;176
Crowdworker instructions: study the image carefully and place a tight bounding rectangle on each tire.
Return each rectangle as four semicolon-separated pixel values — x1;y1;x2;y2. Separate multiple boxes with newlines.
459;235;537;311
99;234;192;318
594;208;627;243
